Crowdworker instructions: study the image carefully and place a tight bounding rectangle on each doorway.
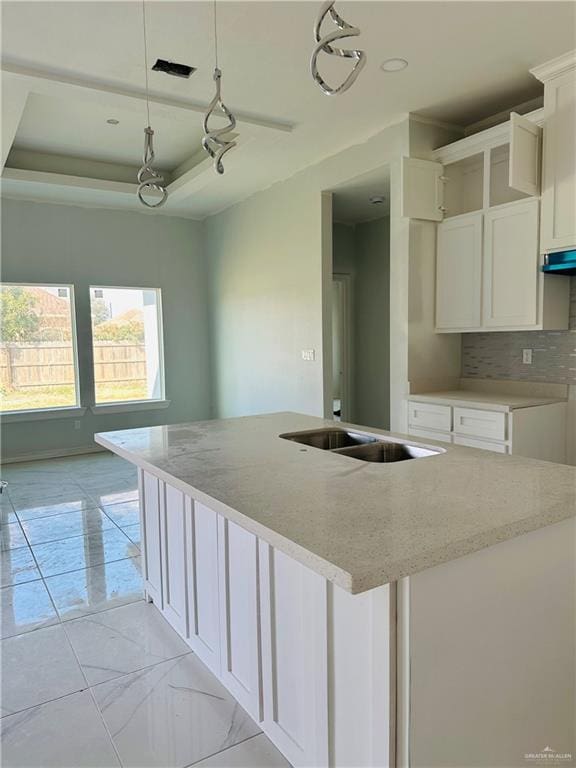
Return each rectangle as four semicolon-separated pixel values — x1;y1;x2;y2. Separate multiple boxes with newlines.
328;166;391;430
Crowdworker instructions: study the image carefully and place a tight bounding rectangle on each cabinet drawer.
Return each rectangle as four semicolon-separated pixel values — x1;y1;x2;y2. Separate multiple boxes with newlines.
408;401;452;432
454;435;508;454
409;427;452;445
453;407;507;441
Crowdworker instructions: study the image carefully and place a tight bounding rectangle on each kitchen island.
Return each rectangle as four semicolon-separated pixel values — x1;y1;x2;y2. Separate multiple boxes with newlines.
96;412;576;768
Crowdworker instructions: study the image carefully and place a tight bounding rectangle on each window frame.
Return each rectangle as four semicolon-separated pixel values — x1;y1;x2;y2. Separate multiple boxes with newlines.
0;281;81;416
88;284;166;407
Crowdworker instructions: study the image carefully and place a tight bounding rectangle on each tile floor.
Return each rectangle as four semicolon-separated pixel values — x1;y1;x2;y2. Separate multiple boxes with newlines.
0;452;290;768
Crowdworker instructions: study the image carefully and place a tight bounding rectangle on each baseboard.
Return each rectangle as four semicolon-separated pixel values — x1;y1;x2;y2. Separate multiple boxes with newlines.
1;444;108;465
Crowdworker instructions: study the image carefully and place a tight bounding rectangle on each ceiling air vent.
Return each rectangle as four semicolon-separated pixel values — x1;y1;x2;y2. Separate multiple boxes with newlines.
152;59;196;79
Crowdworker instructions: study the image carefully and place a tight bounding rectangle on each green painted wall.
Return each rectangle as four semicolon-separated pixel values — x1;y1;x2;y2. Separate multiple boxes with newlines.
205;120;408;421
1;199;211;460
333;218;390;430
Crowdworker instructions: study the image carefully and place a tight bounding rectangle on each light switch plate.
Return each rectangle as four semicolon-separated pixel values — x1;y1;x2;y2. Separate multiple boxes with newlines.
301;349;315;361
522;349;533;365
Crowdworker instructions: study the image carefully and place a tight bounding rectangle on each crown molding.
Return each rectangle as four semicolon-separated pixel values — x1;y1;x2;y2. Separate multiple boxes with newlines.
530;49;576;83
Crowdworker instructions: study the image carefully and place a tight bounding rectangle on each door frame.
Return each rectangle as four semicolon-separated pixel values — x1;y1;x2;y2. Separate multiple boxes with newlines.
332;272;353;422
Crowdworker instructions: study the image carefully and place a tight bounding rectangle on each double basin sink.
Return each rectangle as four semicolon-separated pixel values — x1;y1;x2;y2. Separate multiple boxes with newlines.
279;427;443;463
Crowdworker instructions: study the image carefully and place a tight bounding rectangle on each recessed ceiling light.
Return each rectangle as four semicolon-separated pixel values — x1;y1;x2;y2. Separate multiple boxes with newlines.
380;58;408;72
369;195;386;205
106;118;120;125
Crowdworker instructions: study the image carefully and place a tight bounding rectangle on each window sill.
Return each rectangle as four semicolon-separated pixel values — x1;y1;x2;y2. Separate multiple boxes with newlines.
90;399;171;415
1;407;87;423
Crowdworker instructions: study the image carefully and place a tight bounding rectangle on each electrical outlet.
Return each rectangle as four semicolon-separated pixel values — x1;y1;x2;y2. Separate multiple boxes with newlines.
522;349;533;365
74;420;81;430
301;349;315;362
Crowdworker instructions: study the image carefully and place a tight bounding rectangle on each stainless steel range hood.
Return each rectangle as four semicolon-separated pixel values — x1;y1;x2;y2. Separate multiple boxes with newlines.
542;250;576;276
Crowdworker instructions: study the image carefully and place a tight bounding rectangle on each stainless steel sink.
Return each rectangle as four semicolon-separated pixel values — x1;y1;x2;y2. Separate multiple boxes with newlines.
279;428;378;450
333;442;439;463
280;428;443;462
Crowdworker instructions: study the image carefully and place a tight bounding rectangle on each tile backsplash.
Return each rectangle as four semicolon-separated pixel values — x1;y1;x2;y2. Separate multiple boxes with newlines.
462;277;576;384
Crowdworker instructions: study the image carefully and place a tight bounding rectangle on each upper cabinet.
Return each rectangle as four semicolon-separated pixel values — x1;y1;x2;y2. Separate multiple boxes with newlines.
530;51;576;253
401;112;542;222
401;97;572;333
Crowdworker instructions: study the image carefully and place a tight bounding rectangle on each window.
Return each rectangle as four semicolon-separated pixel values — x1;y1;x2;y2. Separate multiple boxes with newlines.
0;284;79;412
90;287;164;404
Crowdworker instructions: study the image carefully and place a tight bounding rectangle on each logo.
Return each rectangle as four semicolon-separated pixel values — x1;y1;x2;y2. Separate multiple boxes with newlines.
524;746;573;764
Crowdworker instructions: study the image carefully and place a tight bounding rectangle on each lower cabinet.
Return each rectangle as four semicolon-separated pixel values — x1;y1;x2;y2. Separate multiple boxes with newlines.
141;470;163;607
259;542;329;767
186;499;221;675
138;470;395;768
160;484;188;636
217;517;262;721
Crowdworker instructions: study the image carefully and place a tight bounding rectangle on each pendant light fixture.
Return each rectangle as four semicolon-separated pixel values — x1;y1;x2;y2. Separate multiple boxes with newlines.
311;1;366;96
202;0;237;174
137;0;168;208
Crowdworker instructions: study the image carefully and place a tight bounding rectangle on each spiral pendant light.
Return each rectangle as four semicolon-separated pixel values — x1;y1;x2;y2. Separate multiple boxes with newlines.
137;0;168;208
202;0;237;174
311;0;366;96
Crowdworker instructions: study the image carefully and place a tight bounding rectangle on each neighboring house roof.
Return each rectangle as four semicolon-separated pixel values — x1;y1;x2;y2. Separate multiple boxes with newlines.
96;308;144;330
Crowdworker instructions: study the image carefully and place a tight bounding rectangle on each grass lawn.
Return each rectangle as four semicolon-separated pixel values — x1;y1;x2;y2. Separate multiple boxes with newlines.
1;381;148;412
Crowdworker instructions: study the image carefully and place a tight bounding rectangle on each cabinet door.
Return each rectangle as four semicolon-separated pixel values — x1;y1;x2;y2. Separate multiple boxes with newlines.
160;484;188;636
509;112;542;196
436;212;483;330
259;543;328;768
186;499;221;676
141;471;163;607
218;518;262;721
540;69;576;251
482;199;539;328
401;157;445;221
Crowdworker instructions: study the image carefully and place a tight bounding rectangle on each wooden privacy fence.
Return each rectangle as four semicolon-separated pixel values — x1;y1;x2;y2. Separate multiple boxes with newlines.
0;343;147;389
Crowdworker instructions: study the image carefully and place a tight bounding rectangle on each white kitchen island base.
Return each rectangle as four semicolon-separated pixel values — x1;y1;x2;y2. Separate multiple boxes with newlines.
138;466;574;768
139;468;394;768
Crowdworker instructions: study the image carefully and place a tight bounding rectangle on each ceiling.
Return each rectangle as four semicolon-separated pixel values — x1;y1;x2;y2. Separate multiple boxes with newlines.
1;1;575;219
332;166;391;224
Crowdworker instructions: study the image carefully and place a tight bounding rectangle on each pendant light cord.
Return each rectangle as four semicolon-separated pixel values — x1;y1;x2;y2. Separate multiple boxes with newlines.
141;0;151;126
212;0;219;69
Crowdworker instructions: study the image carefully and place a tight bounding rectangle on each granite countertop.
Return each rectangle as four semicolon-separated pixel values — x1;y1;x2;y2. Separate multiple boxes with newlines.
96;412;576;594
409;390;566;412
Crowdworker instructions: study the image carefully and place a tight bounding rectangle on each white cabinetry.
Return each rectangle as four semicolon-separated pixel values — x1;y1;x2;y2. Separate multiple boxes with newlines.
186;499;220;675
408;399;567;462
217;518;262;721
531;51;576;252
141;470;163;606
160;484;188;636
436;213;483;330
259;543;328;767
482;199;539;328
137;470;396;768
403;108;571;333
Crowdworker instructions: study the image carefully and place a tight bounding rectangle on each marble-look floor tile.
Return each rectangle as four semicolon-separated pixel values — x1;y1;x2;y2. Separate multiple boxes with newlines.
16;497;99;522
65;601;190;685
0;521;28;551
103;500;140;527
122;523;141;548
0;545;41;587
0;624;86;716
190;734;292;768
45;556;143;621
1;580;59;639
92;654;260;768
88;488;139;507
0;690;121;767
0;496;17;525
32;527;139;578
21;508;115;546
8;483;87;506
